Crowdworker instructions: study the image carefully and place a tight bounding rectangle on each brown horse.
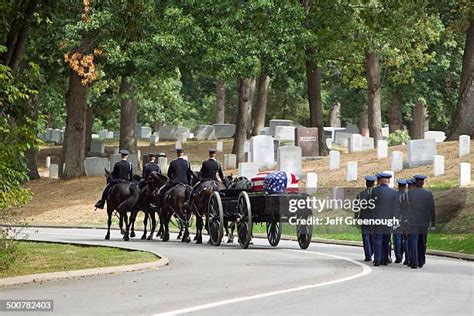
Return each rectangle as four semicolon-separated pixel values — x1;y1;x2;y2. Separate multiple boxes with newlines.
104;170;140;241
189;179;227;244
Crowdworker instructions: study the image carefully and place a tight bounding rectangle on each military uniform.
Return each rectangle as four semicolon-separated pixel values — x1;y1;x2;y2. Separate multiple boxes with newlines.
393;179;407;263
157;149;192;206
142;159;161;180
371;173;400;266
355;175;376;261
95;150;133;209
406;175;435;269
199;158;224;181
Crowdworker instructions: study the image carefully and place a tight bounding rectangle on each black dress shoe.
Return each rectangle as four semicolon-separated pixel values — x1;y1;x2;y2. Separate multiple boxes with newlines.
418;264;424;268
403;261;409;265
381;261;388;266
373;262;380;266
364;258;372;262
410;265;418;269
395;259;402;263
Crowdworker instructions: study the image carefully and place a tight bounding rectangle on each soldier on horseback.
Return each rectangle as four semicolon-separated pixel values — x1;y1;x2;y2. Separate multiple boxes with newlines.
95;149;133;209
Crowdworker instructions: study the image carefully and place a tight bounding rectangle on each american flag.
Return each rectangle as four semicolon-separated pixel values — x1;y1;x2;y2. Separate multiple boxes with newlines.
263;171;299;194
251;171;272;192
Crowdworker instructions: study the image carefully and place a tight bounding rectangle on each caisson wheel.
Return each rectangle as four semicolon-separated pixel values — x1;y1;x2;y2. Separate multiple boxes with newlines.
237;191;252;249
208;191;224;246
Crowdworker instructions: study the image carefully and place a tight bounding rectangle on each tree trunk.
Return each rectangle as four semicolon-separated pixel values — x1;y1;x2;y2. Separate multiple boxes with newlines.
61;68;89;179
119;76;137;153
388;87;403;133
358;103;369;136
232;78;252;163
329;101;341;127
214;79;225;124
247;78;256;128
410;103;427;139
305;57;328;155
85;107;93;153
26;93;39;180
448;19;474;139
154;119;164;132
252;72;270;136
365;51;382;145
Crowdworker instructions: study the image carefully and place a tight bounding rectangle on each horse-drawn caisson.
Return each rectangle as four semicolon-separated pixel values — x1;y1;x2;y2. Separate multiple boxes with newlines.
96;148;313;250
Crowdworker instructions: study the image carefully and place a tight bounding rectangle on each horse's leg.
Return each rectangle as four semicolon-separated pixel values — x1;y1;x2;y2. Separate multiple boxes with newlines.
156;210;163;238
123;212;130;241
177;220;183;240
140;212;148;240
228;221;235;243
196;216;203;244
181;210;191;243
147;211;156;240
119;215;124;235
129;210;137;238
105;207;112;240
162;210;170;242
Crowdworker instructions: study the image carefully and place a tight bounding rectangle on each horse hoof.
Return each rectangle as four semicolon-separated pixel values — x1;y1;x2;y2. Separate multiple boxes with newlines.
147;235;154;241
196;238;202;244
182;237;191;243
193;235;198;241
123;236;129;241
177;235;182;240
105;234;110;240
163;235;170;242
130;232;136;238
141;235;146;240
120;230;125;235
227;238;233;243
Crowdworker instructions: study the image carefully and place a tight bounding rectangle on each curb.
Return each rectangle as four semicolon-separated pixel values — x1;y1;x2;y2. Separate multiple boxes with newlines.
0;240;169;287
4;225;473;261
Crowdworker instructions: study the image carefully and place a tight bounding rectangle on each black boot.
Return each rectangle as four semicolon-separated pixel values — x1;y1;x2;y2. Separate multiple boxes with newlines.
95;200;105;209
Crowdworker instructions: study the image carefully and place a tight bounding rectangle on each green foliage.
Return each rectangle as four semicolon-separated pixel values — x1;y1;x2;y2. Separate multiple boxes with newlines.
387;130;410;146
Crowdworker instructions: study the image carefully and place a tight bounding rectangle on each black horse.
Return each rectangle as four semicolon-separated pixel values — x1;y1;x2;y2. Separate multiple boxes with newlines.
160;181;192;242
130;172;168;240
223;176;252;243
104;169;140;241
188;178;228;244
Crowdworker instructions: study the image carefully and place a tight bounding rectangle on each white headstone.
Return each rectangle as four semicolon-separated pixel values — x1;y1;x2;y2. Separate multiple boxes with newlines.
214;124;236;138
177;132;187;143
383;170;395;188
238;162;259;179
433;155;445;177
98;130;108;140
459;162;471;187
406;139;437;168
45;156;51;168
269;119;293;137
216;141;224;152
306;172;318;195
249;135;275;166
175;141;182;149
45;128;53;142
277;145;302;175
141;127;152;139
381;127;389;138
326;138;333;150
424;131;446;143
459;135;470;157
391;151;403;172
329;150;340;170
224;154;237;170
459;163;471;187
49;164;58;179
377;140;388;159
159;126;190;141
333;131;353;147
348;134;363;152
346;161;358;181
150;135;158;146
274;126;295;142
90;140;105;154
84;157;110;176
158;157;168;174
107;131;114;139
194;125;216;140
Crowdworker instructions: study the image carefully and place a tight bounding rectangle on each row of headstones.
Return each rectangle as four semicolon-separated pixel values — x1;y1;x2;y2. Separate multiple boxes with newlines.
38;128;65;144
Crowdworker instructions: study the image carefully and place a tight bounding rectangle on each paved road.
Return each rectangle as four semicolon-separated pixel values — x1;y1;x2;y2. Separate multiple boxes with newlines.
1;227;473;316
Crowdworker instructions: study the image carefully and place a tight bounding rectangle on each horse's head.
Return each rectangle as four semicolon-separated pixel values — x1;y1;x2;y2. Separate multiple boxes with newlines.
150;172;168;189
191;171;200;186
224;175;234;188
104;168;111;184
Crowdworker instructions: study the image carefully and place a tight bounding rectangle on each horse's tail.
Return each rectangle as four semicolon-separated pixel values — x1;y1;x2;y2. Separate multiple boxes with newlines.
118;182;140;212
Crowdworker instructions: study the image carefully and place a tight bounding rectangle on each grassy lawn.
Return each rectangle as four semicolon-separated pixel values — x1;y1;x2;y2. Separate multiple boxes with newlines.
0;241;158;278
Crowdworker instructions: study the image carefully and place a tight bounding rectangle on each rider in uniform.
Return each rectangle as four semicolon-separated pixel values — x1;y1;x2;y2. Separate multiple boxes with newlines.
186;148;224;206
393;179;407;263
158;148;192;206
142;153;161;180
95;149;133;209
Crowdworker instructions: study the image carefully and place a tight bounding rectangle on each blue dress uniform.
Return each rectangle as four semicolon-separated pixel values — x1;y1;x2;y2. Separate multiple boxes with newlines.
371;173;400;266
400;179;413;265
355;175;376;261
393;179;407;263
142;154;161;180
406;175;436;269
167;156;192;184
199;157;224;181
95;149;133;209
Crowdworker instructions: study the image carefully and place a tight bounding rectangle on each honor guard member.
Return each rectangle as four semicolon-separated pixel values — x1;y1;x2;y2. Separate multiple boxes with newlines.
199;148;225;181
142;153;161;180
371;172;400;266
406;174;436;269
95;149;133;209
393;179;407;263
400;178;413;265
158;148;193;206
407;178;416;190
355;175;376;261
